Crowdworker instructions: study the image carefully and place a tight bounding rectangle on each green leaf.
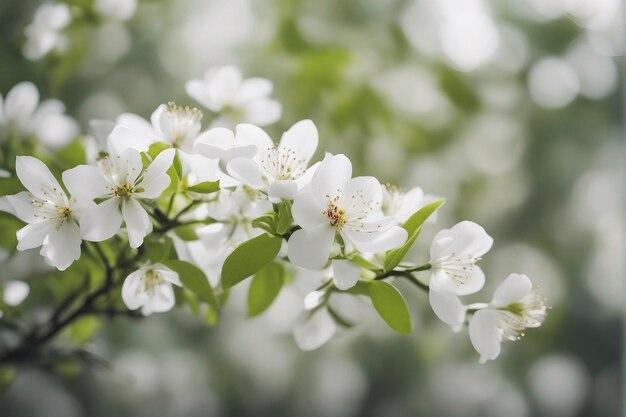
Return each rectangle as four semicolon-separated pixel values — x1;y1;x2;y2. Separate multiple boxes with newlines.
173;151;183;178
221;234;283;289
275;200;293;235
187;180;220;194
147;142;171;159
163;260;217;308
384;199;445;272
368;280;412;334
247;262;285;317
173;224;199;241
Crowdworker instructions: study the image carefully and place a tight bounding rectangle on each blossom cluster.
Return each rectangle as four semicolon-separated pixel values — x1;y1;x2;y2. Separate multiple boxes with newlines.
0;66;546;363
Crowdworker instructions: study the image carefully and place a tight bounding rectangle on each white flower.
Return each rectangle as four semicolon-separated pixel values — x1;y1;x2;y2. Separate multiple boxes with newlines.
115;102;203;153
0;82;79;148
293;308;336;351
23;3;71;60
383;184;440;224
94;0;137;21
429;221;493;295
193;124;263;163
85;119;116;164
121;263;181;315
288;153;408;270
469;273;547;363
185;65;281;127
5;156;82;270
226;119;319;200
3;280;30;306
62;139;175;248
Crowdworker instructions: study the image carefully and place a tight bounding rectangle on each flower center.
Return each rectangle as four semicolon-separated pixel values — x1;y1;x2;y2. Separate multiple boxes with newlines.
165;101;202;147
323;203;347;229
432;252;481;286
114;183;134;198
143;269;165;295
260;145;307;180
497;291;547;341
58;207;72;219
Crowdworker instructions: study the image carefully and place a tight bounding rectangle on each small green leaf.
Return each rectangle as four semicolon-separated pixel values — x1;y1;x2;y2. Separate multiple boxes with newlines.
147;142;171;159
221;234;283;289
368;280;412;334
276;201;293;235
247;262;285;317
384;199;445;272
173;151;183;178
164;260;217;308
187;180;220;194
173;224;199;241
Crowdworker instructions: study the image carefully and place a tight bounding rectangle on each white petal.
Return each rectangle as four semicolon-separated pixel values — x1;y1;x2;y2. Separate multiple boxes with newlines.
429;290;466;326
80;198;123;241
234;78;273;103
88;119;116;146
40;220;82;270
122;198;152;248
287;225;335;270
145;283;176;314
117;112;156;137
234;123;273;153
0;196;16;216
154;264;182;286
491;273;532;307
16;220;55;250
62;165;111;201
456;265;486;296
193;127;236;159
150;104;167;133
15;156;64;202
339;176;383;209
331;260;361;290
3;281;30;306
279;119;318;162
137;148;174;198
5;192;38;222
226;157;266;189
428;265;486;296
107;124;155;154
121;269;147;310
303;290;325;311
4;81;39;122
343;226;407;254
469;309;503;363
436;221;494;260
185;79;214;111
268;180;298;200
241;98;282;126
293;308;336;351
291;192;326;229
312;153;352;202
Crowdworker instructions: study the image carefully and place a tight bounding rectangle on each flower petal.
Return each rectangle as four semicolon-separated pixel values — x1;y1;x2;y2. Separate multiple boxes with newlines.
287;224;335;270
332;260;361;290
343;226;407;254
241;98;282;126
15;156;64;203
4;81;39;123
491;273;532;307
312;153;352;202
40;220;81;270
5;192;39;222
279;119;318;163
62;165;111;201
293;308;336;351
107;124;156;154
226;157;266;189
234;123;273;153
234;78;273;103
193;127;236;159
268;180;298;200
121;269;147;310
121;198;152;248
469;309;503;363
80;198;123;242
3;281;30;306
429;290;466;326
155;264;182;286
137;148;174;198
292;192;327;230
16;220;56;250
